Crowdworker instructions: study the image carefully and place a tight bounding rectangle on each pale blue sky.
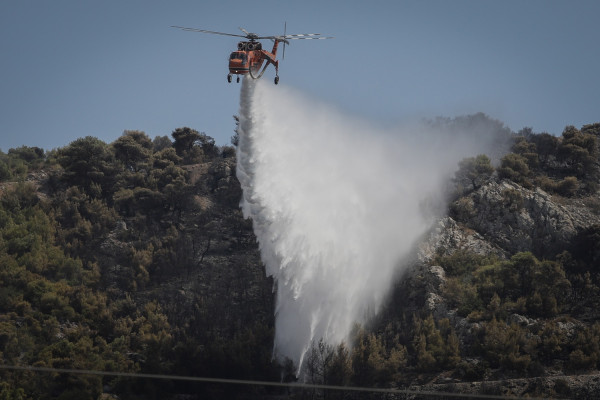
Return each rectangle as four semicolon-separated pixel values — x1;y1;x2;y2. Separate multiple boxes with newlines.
1;0;598;151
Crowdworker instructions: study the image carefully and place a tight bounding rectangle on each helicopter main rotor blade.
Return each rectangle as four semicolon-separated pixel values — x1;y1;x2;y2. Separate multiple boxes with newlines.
285;33;334;40
285;33;321;37
267;33;333;42
172;25;333;41
171;26;247;38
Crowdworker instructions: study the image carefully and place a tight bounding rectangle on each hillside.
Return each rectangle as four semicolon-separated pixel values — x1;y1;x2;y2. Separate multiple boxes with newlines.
0;130;279;400
373;122;600;398
0;120;599;399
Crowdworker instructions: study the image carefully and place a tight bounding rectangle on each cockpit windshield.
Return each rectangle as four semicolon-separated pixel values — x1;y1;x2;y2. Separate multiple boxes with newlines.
230;52;247;62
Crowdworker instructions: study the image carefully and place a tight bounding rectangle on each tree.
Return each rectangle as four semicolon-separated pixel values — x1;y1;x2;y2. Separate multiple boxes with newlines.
0;382;25;400
57;136;115;196
351;330;384;386
454;154;494;192
171;127;219;164
112;131;152;172
570;225;600;273
512;136;539;171
581;122;600;137
0;156;11;181
197;132;219;159
556;176;579;196
305;338;334;387
482;318;533;372
0;182;39;211
153;147;182;168
413;315;459;371
557;125;598;182
171;127;203;164
7;146;45;166
327;343;353;388
152;135;172;152
231;131;240;147
529;132;558;168
497;153;530;187
568;323;600;370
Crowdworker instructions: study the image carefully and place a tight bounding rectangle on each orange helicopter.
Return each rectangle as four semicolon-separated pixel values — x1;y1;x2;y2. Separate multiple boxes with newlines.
172;24;333;84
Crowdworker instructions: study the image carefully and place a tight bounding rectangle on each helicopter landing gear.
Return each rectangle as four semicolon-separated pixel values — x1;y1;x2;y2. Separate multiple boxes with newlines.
237;76;240;83
274;75;279;85
227;74;232;83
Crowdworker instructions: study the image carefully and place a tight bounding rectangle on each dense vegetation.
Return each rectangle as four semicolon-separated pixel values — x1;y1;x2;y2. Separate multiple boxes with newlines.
455;123;600;196
0;129;278;399
1;119;599;399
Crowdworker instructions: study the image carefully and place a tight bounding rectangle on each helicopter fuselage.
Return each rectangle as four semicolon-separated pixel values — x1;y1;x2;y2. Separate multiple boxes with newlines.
228;40;280;79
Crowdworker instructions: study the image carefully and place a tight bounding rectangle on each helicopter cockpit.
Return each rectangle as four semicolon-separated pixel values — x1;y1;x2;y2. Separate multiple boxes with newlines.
229;52;248;62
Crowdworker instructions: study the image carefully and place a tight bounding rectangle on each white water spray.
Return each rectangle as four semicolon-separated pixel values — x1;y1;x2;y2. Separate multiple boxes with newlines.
236;79;503;371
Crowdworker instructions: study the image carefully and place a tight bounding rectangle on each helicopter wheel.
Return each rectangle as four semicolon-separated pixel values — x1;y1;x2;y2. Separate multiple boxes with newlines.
227;74;232;83
274;76;279;85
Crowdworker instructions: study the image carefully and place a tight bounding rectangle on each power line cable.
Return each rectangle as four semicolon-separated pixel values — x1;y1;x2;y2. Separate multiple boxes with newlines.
0;364;553;400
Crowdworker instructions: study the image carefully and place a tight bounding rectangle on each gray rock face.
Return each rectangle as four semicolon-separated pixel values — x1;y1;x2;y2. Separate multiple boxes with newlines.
450;180;599;257
417;216;506;263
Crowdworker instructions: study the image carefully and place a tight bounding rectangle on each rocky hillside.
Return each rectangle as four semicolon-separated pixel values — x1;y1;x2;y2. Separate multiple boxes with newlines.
1;121;600;399
390;179;600;398
375;123;600;399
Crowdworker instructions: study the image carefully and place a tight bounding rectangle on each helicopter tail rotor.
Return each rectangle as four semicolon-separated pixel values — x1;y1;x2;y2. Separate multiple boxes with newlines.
283;22;287;60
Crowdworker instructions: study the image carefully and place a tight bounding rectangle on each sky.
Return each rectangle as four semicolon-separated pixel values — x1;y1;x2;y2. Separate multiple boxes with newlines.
1;0;599;152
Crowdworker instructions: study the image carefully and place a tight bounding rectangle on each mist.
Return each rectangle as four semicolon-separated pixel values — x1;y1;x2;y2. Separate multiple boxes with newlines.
236;78;507;372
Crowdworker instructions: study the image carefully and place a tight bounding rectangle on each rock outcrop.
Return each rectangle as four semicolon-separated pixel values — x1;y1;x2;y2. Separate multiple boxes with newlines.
450;180;600;258
417;216;506;263
392;177;600;397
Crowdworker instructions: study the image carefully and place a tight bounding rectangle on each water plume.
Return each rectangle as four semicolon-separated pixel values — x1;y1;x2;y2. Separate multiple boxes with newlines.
236;78;505;371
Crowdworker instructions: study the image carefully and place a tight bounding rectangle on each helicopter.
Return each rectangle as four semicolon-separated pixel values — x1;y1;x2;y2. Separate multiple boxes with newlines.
172;24;333;84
